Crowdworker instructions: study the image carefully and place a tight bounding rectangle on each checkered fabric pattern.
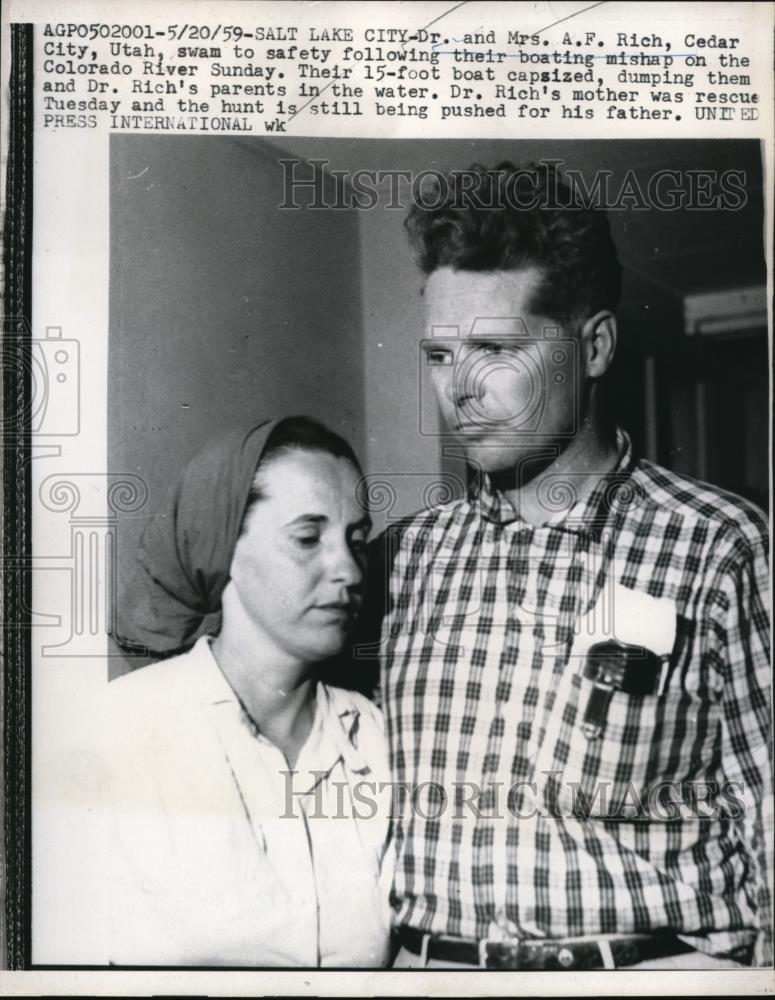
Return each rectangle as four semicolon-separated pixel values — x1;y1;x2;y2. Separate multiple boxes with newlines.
379;430;772;963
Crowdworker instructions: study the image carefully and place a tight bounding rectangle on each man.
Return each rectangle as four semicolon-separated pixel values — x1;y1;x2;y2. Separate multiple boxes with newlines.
366;161;772;970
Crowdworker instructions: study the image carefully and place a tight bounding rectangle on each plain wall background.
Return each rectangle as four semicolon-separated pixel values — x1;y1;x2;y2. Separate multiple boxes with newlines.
357;191;470;526
109;136;365;586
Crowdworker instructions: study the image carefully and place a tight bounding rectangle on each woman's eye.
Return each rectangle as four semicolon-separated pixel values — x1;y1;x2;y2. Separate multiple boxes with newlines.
295;534;320;548
477;342;504;356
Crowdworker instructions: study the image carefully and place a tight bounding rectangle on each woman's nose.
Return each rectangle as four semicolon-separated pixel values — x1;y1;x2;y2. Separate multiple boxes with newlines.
330;541;363;587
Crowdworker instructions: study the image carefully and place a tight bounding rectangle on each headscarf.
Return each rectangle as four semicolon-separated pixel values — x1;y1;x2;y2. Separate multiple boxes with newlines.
112;418;279;656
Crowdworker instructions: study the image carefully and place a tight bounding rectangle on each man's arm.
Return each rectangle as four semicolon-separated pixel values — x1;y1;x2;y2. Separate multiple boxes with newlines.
711;526;772;965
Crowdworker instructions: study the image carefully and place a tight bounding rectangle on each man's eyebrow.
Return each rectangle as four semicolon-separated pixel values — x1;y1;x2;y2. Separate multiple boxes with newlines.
466;331;530;340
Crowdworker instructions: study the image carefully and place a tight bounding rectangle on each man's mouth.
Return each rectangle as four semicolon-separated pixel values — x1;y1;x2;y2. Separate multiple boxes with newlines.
452;415;485;431
453;420;495;435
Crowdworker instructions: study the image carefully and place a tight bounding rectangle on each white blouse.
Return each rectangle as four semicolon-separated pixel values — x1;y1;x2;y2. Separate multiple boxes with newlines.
105;636;393;967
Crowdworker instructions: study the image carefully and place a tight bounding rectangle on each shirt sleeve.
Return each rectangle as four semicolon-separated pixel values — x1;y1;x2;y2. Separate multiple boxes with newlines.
709;525;772;966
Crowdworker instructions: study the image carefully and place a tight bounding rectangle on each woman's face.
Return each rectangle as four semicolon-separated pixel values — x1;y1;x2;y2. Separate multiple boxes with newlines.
227;449;370;666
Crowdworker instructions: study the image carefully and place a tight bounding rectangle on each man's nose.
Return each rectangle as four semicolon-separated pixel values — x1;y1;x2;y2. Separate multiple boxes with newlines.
451;349;484;409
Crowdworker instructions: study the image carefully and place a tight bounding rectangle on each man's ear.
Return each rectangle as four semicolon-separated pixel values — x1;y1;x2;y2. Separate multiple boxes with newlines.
581;311;617;377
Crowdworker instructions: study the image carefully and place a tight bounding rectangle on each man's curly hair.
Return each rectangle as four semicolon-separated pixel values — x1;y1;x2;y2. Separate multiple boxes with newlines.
404;161;622;332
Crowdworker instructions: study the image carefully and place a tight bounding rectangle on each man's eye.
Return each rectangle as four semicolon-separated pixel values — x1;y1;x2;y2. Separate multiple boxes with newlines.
476;342;505;356
426;348;453;366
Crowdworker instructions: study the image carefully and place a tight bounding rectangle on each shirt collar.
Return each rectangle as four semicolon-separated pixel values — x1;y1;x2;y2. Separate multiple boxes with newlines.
469;428;636;532
192;636;371;776
317;685;373;776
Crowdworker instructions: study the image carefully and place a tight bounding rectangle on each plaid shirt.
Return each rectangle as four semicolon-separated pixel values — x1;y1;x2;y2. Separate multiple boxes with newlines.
377;430;772;963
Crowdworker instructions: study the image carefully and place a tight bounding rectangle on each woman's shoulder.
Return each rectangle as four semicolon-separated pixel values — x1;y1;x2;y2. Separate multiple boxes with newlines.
107;638;224;750
106;640;227;797
109;637;217;701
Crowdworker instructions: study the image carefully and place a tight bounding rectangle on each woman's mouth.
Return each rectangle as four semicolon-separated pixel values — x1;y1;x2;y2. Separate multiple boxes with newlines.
314;602;355;621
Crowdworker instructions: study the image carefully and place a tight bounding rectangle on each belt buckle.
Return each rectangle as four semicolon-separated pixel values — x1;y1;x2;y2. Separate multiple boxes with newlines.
483;935;523;970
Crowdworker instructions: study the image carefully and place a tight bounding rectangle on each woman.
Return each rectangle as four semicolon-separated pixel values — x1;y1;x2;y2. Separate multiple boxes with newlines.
107;417;392;967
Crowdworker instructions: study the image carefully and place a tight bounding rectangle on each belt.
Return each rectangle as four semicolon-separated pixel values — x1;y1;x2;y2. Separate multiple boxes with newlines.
397;926;695;970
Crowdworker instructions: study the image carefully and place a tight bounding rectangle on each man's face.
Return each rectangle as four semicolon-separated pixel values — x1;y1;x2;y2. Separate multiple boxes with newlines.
422;266;585;476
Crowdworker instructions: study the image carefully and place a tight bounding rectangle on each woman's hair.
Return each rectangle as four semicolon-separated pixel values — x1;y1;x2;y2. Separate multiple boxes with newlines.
241;415;363;530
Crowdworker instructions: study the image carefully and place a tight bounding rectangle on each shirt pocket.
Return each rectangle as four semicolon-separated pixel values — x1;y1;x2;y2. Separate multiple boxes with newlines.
533;666;686;820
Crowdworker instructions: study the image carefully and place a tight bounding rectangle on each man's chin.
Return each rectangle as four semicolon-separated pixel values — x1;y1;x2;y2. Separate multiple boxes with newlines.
458;437;569;487
457;436;539;471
